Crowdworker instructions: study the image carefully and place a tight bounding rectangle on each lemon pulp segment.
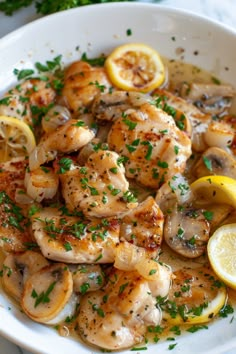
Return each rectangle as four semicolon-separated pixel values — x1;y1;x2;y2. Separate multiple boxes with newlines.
208;223;236;290
105;43;165;92
0;115;36;162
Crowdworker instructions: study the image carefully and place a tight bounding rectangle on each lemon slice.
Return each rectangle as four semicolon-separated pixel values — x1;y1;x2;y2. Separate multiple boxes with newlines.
162;267;227;325
208;223;236;290
191;175;236;207
105;43;165;92
0;115;36;162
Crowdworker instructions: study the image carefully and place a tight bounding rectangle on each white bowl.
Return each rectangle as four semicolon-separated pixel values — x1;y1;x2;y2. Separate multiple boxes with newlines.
0;3;235;354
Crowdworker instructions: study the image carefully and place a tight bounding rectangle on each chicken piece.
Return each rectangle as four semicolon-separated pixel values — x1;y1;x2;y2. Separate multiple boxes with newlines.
0;157;27;200
77;265;171;350
29;119;95;170
60;150;137;218
153;88;211;152
0;190;33;252
107;100;191;189
0;78;56;126
62;61;112;113
120;196;164;256
0;157;34;251
31;207;120;263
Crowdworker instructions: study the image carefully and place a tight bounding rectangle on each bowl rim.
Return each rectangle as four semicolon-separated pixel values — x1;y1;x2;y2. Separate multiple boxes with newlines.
0;1;236;45
0;2;236;354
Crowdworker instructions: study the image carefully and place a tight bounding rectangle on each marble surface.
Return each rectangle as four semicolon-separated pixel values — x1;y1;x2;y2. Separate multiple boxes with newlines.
0;0;235;353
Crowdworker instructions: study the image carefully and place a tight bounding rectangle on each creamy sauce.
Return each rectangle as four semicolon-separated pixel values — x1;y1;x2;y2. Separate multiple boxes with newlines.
0;55;235;351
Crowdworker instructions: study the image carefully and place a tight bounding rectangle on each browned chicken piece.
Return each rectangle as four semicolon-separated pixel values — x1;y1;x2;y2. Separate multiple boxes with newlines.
108;100;191;188
0;78;56;126
31;207;120;264
60;150;137;218
0;157;33;252
77;264;172;350
0;157;27;199
62;61;112;113
29;118;95;170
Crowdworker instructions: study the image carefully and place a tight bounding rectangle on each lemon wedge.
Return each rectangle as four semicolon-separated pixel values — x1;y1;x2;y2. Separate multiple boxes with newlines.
162;267;227;325
191;175;236;208
0;115;36;162
208;223;236;290
105;43;165;92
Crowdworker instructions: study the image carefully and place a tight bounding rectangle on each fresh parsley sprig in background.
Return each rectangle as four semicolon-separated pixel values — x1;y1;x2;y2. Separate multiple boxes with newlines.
0;0;136;16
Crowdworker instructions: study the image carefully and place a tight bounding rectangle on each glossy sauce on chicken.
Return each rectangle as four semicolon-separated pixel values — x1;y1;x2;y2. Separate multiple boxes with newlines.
0;50;235;352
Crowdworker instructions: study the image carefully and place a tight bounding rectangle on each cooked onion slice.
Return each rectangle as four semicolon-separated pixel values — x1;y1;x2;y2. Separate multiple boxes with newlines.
42;105;71;134
114;241;147;271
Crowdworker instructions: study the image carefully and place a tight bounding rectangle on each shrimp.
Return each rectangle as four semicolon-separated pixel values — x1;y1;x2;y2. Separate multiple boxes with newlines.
60;149;138;218
0;79;56;126
31;207;120;263
77;264;172;350
62;61;112;113
29;119;95;170
105;94;191;188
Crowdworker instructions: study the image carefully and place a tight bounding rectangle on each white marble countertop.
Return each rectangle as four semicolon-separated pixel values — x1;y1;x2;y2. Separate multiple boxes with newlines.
0;0;235;353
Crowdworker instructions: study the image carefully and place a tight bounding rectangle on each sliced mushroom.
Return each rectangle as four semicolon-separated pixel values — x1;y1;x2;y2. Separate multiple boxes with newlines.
193;147;236;179
164;204;210;258
71;264;105;294
21;263;77;324
92;90;149;122
181;82;235;116
2;250;49;302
